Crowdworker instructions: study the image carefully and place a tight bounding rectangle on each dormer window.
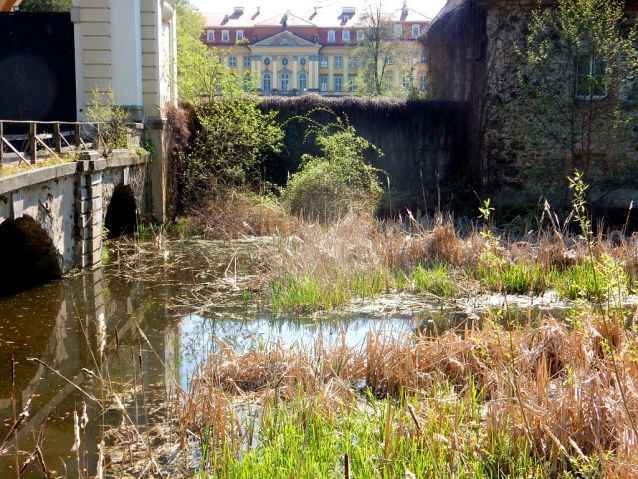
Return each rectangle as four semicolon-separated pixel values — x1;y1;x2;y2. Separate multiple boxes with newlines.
343;16;349;22
236;30;244;41
327;30;335;42
224;15;229;22
412;25;420;37
394;24;402;37
207;30;215;42
403;9;409;16
342;30;350;42
222;30;229;42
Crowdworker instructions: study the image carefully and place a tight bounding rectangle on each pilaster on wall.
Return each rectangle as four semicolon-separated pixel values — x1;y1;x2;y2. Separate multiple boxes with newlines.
75;153;104;270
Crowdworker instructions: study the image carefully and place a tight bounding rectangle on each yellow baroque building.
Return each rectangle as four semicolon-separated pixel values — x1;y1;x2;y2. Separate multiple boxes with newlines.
201;3;430;96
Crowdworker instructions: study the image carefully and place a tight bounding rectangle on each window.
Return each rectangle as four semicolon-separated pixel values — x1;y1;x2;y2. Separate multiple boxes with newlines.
348;76;357;91
222;30;229;42
387;54;393;65
320;76;328;91
335;57;342;68
394;24;402;37
342;30;350;42
357;30;364;41
280;73;290;91
280;57;290;67
229;56;236;68
335;77;342;92
244;56;251;68
411;25;420;37
403;53;410;64
236;30;244;42
207;30;215;42
577;54;607;99
299;73;307;91
349;58;356;69
385;74;393;86
420;52;427;65
263;73;271;91
402;76;410;89
263;57;271;66
328;30;335;42
299;57;307;67
320;57;328;68
419;74;427;91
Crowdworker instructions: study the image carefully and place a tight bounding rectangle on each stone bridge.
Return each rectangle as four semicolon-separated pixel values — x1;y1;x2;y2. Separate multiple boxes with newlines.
0;151;149;295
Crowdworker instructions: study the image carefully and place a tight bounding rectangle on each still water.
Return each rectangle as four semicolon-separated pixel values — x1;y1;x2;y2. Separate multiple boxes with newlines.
0;238;419;478
0;237;562;477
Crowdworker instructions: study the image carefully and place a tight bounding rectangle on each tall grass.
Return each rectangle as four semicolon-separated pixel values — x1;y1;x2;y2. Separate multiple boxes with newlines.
257;211;638;312
171;312;638;478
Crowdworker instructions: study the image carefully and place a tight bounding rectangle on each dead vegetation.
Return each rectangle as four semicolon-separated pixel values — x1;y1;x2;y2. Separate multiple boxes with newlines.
173;310;638;477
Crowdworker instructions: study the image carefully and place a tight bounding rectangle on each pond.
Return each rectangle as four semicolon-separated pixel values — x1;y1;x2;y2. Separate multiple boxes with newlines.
0;237;572;478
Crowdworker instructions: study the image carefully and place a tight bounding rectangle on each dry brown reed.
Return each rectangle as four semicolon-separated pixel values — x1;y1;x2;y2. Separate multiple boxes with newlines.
180;312;638;476
185;190;299;240
260;210;638;290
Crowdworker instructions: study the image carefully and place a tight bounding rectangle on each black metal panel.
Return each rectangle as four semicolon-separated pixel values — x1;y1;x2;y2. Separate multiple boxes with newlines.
0;13;76;132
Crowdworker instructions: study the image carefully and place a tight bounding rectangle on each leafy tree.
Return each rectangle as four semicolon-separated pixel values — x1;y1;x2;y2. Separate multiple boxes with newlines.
351;0;413;96
285;117;383;219
174;1;283;206
17;0;71;12
517;0;638;199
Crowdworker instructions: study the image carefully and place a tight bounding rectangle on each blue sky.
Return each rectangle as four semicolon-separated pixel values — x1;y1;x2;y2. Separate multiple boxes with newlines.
190;0;447;19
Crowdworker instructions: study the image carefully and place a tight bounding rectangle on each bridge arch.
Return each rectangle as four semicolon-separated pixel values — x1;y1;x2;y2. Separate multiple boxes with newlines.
104;184;138;239
0;216;62;296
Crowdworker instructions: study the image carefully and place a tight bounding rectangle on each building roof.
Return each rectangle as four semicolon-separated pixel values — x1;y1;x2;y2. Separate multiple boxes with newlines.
202;5;431;29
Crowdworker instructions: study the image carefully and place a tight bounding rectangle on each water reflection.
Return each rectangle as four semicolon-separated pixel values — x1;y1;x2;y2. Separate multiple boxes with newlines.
0;238;576;477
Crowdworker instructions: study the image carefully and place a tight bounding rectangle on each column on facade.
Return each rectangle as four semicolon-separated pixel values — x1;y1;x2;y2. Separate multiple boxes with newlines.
328;56;334;92
308;57;314;89
292;55;298;90
251;54;257;87
272;55;278;91
343;56;349;92
313;54;319;90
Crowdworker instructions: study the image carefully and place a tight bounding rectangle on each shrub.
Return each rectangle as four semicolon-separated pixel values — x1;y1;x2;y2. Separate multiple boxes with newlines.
284;118;383;219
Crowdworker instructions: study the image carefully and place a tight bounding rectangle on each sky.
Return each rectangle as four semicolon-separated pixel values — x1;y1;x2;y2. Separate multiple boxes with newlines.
190;0;448;20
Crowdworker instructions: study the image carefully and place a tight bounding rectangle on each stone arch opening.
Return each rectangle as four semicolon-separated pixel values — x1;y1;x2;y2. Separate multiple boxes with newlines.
104;184;137;239
0;216;62;296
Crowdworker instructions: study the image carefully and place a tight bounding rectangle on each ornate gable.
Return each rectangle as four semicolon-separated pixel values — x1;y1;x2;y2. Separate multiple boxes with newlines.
252;31;316;47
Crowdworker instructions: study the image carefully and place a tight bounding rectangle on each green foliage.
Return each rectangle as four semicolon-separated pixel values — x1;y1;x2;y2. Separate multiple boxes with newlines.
174;3;283;206
17;0;71;12
410;262;457;298
517;0;638;194
284;117;384;219
84;87;129;158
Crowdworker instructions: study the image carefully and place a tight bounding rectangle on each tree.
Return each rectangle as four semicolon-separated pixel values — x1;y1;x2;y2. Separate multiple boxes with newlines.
517;0;638;200
351;1;413;96
174;0;283;207
17;0;71;11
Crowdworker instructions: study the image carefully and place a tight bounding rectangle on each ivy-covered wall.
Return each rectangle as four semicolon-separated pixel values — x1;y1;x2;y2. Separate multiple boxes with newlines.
260;96;474;210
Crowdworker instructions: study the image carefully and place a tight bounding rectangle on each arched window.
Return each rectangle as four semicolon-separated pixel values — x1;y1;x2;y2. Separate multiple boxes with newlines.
299;73;307;91
263;73;271;91
280;73;290;91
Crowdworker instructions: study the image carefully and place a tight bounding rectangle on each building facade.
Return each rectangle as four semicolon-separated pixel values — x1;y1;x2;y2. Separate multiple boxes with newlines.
202;3;430;96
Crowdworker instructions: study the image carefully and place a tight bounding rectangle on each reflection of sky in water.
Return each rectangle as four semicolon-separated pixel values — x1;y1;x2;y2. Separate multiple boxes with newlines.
178;315;413;389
